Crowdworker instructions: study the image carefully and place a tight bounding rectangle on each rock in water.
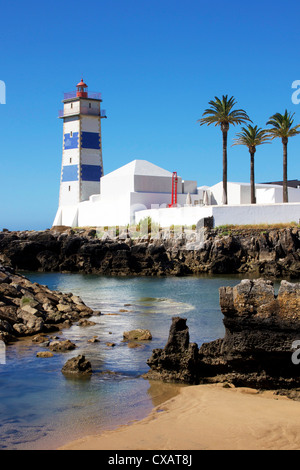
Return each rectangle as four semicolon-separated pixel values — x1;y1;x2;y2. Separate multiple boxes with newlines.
146;317;199;384
37;351;53;358
123;329;152;341
49;339;76;352
61;355;92;376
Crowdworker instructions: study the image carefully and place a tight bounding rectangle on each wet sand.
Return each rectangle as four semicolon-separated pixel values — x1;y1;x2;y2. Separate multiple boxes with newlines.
59;383;300;450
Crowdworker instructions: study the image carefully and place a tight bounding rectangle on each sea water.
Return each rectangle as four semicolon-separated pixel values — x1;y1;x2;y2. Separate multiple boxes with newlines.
0;273;255;450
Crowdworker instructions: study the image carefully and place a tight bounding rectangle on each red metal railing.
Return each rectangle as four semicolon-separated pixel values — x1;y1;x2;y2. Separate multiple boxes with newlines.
63;91;102;100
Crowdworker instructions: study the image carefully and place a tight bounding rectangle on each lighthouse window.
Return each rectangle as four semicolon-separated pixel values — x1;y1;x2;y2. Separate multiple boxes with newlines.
68;186;71;192
69;158;72;163
70;103;73;109
89;103;91;108
70;131;73;137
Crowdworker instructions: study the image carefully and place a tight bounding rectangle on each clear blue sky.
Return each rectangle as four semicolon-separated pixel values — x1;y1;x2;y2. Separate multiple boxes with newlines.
0;0;299;230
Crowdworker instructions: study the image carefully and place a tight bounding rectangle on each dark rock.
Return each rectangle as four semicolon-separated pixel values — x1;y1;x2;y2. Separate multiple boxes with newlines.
61;355;92;376
0;227;299;278
146;317;199;384
145;279;300;390
49;339;76;352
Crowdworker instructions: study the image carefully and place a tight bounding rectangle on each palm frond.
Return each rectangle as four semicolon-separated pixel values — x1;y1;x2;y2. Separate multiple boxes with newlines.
197;95;251;128
232;125;271;148
266;110;300;139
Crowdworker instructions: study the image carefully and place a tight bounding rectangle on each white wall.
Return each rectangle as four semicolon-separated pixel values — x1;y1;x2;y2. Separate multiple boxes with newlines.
135;205;214;227
209;182;300;206
81;181;101;202
289;187;300;202
53;197;300;229
59;182;80;206
256;187;276;204
130;191;199;212
134;174;183;193
135;203;300;228
62;148;79;166
100;175;135;196
80;99;100;116
53;205;78;227
81;115;100;133
81;148;102;166
212;203;300;226
63;100;80;116
63;117;80;134
78;193;132;227
182;180;197;194
210;182;242;205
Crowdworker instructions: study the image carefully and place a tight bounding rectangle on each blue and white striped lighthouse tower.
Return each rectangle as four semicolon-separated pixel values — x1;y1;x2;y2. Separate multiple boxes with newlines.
57;78;106;209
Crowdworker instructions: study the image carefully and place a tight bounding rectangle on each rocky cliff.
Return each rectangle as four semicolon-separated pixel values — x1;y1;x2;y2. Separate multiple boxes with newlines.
0;226;299;278
145;279;300;390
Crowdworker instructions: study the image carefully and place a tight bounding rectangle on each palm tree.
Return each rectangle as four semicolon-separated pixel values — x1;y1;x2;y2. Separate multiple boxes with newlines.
266;110;300;203
232;125;271;204
197;95;251;204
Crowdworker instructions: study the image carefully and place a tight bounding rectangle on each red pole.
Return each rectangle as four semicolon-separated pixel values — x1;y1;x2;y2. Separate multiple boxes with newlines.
171;173;174;206
171;172;177;206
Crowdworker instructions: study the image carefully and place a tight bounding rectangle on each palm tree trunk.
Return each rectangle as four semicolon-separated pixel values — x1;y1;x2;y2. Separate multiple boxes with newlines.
250;151;256;204
222;130;228;204
282;138;288;203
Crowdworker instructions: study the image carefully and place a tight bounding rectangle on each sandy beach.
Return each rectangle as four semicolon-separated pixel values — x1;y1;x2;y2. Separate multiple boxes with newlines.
59;383;300;451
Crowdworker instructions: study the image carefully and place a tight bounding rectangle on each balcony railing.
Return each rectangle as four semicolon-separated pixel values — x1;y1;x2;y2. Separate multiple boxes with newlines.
58;108;107;118
63;91;102;100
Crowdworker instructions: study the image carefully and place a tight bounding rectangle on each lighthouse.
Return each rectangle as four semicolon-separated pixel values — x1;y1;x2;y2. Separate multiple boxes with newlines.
57;79;106;208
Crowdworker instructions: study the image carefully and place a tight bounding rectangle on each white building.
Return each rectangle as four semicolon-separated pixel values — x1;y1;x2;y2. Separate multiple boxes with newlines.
204;181;300;206
54;158;200;227
53;80;300;229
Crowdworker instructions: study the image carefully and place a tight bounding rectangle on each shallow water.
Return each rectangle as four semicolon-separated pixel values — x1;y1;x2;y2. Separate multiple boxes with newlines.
0;273;262;449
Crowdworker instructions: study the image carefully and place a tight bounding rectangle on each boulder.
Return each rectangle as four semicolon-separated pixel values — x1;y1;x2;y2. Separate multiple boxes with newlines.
146;317;199;383
49;339;76;352
123;329;152;341
15;309;44;335
37;351;53;358
61;355;92;376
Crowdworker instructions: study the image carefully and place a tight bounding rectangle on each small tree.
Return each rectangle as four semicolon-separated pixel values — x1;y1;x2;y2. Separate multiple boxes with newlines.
198;95;251;204
266;110;300;203
232;125;271;204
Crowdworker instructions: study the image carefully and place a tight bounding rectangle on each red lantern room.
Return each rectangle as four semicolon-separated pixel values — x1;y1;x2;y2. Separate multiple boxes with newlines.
76;78;88;98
